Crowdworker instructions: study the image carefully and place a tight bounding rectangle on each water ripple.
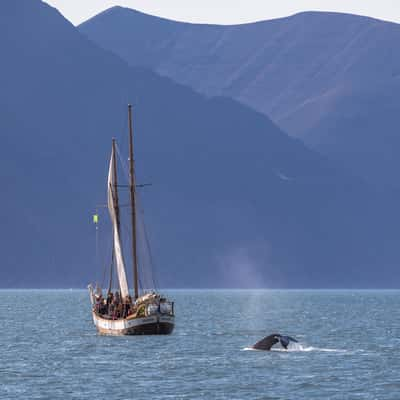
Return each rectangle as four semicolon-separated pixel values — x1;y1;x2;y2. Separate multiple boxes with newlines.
1;289;399;399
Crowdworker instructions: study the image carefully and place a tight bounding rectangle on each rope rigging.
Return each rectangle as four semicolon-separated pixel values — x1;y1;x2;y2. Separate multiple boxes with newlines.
93;125;159;296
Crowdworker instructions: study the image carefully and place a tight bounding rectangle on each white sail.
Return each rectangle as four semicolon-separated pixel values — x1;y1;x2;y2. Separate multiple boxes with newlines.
107;145;129;299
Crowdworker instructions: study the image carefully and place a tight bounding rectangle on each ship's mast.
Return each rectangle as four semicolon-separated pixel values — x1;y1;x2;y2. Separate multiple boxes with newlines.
128;104;139;299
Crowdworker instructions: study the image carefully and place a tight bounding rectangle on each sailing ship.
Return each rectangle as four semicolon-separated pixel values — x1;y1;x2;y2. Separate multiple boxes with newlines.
88;105;175;335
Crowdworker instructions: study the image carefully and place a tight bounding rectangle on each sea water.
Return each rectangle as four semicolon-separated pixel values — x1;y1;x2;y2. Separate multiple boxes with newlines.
1;289;399;399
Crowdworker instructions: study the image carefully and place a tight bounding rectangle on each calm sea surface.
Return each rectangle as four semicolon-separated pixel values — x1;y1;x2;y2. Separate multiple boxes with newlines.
1;290;399;399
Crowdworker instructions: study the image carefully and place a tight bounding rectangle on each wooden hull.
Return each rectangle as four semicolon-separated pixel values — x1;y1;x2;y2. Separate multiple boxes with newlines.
92;312;174;335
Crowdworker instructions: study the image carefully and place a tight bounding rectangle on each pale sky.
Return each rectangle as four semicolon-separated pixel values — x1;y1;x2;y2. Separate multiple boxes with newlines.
45;0;400;26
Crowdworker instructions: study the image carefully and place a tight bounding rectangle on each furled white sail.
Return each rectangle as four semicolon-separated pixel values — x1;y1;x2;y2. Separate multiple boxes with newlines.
107;145;129;299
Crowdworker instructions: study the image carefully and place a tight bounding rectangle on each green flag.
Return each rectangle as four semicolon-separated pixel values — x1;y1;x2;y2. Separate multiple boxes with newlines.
93;214;99;224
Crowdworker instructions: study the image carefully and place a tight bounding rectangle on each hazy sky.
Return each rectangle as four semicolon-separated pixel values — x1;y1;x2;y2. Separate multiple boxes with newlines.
46;0;400;26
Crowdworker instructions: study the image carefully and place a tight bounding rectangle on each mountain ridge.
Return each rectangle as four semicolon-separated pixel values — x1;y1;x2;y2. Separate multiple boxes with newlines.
1;0;400;288
82;6;399;28
80;9;400;187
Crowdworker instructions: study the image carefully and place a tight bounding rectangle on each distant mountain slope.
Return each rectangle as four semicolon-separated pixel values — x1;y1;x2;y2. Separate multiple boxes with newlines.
80;9;400;186
1;0;400;288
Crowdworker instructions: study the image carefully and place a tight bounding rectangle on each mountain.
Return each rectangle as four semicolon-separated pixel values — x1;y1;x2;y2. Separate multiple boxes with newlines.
80;8;400;187
1;0;400;288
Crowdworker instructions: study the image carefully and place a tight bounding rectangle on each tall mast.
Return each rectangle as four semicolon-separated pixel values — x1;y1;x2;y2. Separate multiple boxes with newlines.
111;138;122;294
128;104;139;299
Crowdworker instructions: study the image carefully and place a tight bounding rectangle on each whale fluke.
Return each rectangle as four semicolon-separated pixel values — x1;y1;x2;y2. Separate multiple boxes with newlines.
252;334;298;351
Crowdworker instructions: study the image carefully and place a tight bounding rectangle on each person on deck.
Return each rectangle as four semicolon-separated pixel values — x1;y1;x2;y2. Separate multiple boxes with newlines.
106;292;113;313
115;291;120;304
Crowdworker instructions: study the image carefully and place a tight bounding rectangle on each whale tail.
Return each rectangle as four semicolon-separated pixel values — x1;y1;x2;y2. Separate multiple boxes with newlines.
252;334;298;351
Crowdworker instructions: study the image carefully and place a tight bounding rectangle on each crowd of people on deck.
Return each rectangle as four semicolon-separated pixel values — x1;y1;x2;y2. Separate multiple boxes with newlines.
90;285;173;320
94;291;134;319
